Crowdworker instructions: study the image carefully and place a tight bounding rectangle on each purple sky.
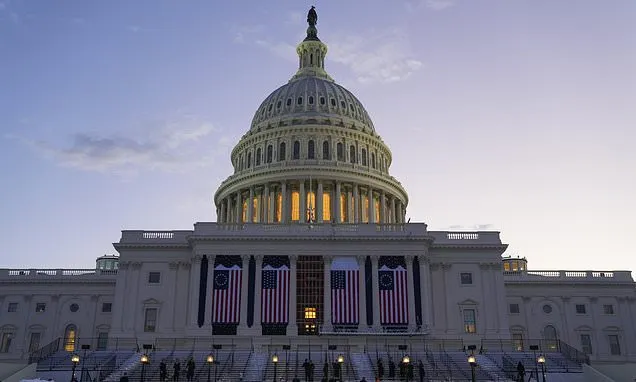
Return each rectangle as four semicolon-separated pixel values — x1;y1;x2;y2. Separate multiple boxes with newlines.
1;0;634;273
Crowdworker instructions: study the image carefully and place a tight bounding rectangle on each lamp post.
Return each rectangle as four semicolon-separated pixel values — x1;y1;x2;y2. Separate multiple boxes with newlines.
140;354;149;382
337;354;344;382
467;354;477;382
272;354;279;382
206;354;214;382
70;354;80;382
530;345;539;381
537;355;546;382
402;355;411;382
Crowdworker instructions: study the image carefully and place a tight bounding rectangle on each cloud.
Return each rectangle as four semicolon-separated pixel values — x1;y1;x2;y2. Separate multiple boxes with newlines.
230;24;265;44
285;11;304;26
327;28;423;83
405;0;456;12
126;25;142;33
255;39;297;62
17;117;231;175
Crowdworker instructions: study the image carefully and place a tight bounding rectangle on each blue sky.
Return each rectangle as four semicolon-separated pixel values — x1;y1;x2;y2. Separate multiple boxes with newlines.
1;0;634;273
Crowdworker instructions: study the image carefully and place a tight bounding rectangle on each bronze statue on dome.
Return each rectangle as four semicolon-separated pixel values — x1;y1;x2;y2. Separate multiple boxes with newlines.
307;6;317;27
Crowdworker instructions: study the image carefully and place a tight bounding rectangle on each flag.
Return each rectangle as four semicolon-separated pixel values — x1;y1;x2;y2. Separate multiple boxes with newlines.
261;264;290;324
331;269;359;324
212;265;242;323
379;265;408;324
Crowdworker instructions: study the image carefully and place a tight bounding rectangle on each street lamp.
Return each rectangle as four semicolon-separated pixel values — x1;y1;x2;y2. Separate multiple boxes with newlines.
206;354;214;382
530;345;539;381
140;354;149;382
272;354;279;382
537;355;546;382
337;354;344;382
467;354;477;382
70;354;80;382
402;355;411;382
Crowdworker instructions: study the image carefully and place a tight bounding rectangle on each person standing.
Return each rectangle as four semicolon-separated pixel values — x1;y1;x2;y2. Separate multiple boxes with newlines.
417;360;425;382
173;359;181;382
159;360;167;382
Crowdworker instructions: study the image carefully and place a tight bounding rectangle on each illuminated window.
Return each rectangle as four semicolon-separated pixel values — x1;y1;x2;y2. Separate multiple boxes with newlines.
322;192;331;222
242;199;247;223
340;193;347;223
304;307;317;319
291;191;300;221
252;197;259;222
362;195;369;223
306;191;316;222
463;309;476;333
275;193;282;222
64;325;77;352
374;198;380;222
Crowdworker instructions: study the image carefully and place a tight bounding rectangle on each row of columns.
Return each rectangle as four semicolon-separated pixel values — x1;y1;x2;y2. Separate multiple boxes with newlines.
217;180;406;225
190;254;432;334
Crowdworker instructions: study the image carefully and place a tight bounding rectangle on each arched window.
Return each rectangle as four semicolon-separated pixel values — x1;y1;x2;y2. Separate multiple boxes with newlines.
256;148;262;166
349;145;356;164
247;152;252;168
320;97;326;105
239;156;243;171
279;142;286;161
308;96;314;105
361;149;367;166
266;145;273;163
310;53;313;65
371;153;376;169
543;325;559;350
293;141;300;160
322;141;330;159
307;140;315;159
297;97;303;105
337;143;344;161
64;324;77;352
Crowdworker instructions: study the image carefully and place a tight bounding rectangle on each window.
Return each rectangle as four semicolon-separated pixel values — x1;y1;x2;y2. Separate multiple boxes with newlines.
361;149;367;166
297;97;303;105
340;100;346;109
64;324;77;352
35;303;46;313
247;152;252;168
608;335;621;355
287;98;292;106
542;304;552;314
28;332;41;352
308;96;314;105
7;303;18;312
330;98;336;107
102;303;112;313
148;272;161;284
349;145;356;164
144;308;158;332
97;332;108;350
512;333;524;351
371;153;376;169
307;140;315;159
0;333;13;353
256;148;262;165
267;145;273;163
320;97;325;105
337;143;344;161
603;304;614;315
322;141;329;159
279;142;286;161
509;304;520;314
575;304;587;314
463;309;476;333
460;273;473;285
293;141;300;160
69;303;79;313
580;334;593;355
543;325;558;350
304;307;316;319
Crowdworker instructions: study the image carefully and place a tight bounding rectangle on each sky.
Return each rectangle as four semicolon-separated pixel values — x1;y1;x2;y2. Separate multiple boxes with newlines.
1;0;634;273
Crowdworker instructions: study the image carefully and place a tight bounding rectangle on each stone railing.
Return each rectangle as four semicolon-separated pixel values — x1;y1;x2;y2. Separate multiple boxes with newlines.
0;268;118;279
428;231;504;246
504;270;633;283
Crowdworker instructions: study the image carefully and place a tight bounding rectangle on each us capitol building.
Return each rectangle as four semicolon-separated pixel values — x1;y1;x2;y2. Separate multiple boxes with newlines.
1;8;635;381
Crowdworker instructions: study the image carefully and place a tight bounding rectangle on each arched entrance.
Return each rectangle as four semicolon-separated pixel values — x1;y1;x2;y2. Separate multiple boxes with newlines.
64;324;77;352
543;325;558;351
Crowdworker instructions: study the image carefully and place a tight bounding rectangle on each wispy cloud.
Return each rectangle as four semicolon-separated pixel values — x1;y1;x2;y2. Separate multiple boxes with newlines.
327;28;423;84
255;39;297;62
406;0;456;12
230;24;265;44
285;11;304;26
15;117;231;175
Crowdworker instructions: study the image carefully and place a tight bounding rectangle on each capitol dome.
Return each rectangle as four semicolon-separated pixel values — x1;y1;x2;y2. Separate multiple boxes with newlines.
214;10;408;225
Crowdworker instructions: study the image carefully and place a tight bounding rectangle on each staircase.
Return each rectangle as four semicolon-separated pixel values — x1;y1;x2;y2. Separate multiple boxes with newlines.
351;353;374;381
103;352;141;382
243;352;266;382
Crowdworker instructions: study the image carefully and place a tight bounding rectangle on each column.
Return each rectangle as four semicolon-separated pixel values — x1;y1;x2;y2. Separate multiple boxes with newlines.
219;201;226;224
188;256;202;327
247;187;254;223
316;181;324;223
380;191;386;224
235;192;242;223
357;255;367;329
300;180;306;222
253;255;263;331
405;255;417;330
390;197;396;224
368;187;375;224
347;188;353;223
335;182;342;223
281;182;288;223
204;255;216;326
225;196;232;223
371;256;381;329
266;185;273;223
419;255;433;330
289;255;298;335
323;255;332;332
353;185;360;223
238;255;250;332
